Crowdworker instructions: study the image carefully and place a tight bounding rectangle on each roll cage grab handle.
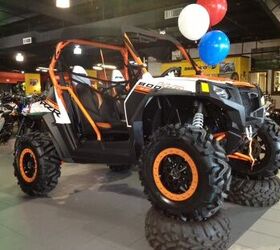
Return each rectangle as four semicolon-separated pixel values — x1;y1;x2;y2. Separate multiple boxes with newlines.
48;28;201;141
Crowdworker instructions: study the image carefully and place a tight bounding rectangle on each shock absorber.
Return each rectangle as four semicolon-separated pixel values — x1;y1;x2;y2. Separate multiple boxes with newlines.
192;102;204;129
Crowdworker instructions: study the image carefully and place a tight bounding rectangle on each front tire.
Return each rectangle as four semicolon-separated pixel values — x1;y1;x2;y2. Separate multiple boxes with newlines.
139;124;231;221
230;119;280;179
14;132;61;196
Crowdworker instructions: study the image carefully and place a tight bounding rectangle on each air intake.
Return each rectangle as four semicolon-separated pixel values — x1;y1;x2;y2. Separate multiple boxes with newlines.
164;8;183;20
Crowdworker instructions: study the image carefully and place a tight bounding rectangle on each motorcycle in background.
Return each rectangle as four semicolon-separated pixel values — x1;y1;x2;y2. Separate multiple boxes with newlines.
0;92;19;143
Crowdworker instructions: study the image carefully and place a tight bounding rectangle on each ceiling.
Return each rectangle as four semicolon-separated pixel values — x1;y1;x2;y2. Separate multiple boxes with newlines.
0;0;279;72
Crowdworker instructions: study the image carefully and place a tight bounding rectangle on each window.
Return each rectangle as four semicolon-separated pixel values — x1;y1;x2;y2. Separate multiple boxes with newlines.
272;70;280;95
249;71;267;93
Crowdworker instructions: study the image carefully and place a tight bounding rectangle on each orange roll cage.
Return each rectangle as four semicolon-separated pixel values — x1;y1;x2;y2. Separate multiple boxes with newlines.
48;36;145;141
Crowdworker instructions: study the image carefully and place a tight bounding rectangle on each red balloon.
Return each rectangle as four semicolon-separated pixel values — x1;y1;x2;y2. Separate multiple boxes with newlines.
197;0;228;26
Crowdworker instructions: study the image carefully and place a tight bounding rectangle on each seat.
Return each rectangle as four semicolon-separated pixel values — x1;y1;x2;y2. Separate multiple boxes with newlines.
71;66;127;137
110;69;127;119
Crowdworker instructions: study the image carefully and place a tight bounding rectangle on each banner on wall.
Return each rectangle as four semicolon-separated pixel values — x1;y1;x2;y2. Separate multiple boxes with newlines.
161;56;250;81
25;73;41;95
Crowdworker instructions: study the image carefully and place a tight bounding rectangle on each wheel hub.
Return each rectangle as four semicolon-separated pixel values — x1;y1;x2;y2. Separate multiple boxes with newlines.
153;148;199;202
19;148;38;183
160;155;193;194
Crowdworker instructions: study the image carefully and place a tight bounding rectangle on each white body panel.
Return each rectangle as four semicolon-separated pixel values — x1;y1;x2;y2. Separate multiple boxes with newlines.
124;74;198;127
54;89;71;124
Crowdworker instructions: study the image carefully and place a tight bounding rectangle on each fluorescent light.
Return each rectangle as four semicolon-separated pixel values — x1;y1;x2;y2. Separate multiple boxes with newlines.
36;67;53;72
56;0;70;8
97;64;117;70
92;66;103;71
73;45;82;55
15;53;24;62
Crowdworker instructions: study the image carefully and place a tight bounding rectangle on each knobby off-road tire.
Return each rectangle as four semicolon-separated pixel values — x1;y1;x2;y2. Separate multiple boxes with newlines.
227;175;280;207
139;124;231;221
108;165;131;172
230;119;280;179
145;207;231;250
14;131;61;196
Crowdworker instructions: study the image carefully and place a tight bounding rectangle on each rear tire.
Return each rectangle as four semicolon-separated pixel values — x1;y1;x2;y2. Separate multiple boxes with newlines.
145;207;231;250
14;132;61;196
139;124;231;221
227;175;280;207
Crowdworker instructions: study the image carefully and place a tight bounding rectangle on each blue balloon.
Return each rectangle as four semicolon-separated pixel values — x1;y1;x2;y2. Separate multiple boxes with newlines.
198;30;230;66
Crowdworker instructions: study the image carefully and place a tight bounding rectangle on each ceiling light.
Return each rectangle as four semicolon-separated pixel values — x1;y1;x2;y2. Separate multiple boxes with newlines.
15;53;24;62
36;67;51;72
73;45;82;55
56;0;70;8
92;66;103;71
97;64;117;70
159;29;166;35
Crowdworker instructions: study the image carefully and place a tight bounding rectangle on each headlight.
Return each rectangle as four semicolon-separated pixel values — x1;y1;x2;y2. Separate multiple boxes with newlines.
213;85;229;99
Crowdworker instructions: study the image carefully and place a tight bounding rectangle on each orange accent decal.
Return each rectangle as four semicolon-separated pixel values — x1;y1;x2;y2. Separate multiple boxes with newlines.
134;86;151;94
191;75;255;88
96;123;112;129
153;148;199;202
19;148;38;183
228;152;253;162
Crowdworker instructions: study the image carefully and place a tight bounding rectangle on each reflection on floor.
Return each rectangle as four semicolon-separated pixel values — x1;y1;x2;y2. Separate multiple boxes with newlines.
1;140;280;250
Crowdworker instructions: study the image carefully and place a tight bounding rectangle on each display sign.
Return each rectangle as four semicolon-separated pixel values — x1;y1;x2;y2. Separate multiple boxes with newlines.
25;73;41;94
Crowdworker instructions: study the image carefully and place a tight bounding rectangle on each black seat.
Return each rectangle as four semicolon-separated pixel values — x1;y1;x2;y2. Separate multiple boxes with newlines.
74;83;127;137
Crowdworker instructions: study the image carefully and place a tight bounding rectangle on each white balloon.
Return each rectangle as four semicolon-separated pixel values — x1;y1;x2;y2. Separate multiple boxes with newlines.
178;4;210;41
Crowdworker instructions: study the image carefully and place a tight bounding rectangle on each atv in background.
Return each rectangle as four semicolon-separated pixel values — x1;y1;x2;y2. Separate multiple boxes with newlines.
13;26;280;221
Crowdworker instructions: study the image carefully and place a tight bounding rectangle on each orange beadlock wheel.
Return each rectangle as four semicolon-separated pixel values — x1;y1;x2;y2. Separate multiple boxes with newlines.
153;147;199;202
19;148;38;183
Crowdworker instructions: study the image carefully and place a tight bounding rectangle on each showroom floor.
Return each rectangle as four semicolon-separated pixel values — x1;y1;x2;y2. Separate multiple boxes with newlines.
1;140;280;250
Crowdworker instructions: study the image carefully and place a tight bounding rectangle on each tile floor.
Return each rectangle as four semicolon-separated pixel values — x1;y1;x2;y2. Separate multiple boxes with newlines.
1;140;280;250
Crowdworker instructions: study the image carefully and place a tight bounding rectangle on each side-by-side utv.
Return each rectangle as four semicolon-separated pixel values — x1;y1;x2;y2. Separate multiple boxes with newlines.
13;27;280;221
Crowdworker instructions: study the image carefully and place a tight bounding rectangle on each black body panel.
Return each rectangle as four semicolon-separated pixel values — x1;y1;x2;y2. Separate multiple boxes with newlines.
42;113;135;164
127;82;265;155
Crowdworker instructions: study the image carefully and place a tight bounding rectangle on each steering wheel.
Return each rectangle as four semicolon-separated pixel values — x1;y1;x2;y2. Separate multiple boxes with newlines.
161;67;182;77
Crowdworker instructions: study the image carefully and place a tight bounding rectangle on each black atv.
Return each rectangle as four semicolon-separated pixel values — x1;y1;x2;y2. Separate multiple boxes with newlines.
13;27;280;221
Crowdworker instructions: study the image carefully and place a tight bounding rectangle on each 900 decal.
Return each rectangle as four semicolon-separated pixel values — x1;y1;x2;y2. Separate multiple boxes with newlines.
135;81;185;94
134;82;162;94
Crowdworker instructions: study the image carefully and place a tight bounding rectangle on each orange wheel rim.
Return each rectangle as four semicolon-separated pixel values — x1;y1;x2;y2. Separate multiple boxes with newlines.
19;148;38;183
153;148;199;202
